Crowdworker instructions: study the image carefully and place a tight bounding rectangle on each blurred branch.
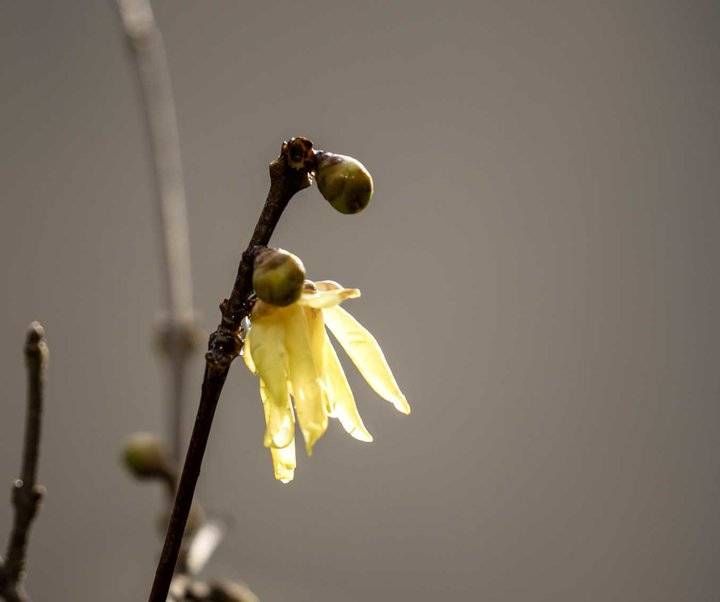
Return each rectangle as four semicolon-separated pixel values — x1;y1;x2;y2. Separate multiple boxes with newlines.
0;323;48;602
148;137;315;602
114;0;199;465
113;2;242;597
115;4;315;600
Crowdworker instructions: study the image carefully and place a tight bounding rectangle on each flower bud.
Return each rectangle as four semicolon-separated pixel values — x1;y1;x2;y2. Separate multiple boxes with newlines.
315;152;373;214
122;432;172;480
252;248;306;307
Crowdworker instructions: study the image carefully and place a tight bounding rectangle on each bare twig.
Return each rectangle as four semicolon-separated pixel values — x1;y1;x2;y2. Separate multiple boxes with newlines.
114;0;199;465
148;137;315;602
0;323;48;602
113;1;235;593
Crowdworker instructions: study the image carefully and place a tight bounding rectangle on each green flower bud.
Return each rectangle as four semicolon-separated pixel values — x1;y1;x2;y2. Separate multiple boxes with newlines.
315;152;373;214
122;432;172;480
252;248;306;307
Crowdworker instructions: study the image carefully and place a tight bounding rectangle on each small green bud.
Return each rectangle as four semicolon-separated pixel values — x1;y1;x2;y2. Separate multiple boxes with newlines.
315;152;373;214
122;432;172;480
252;248;306;307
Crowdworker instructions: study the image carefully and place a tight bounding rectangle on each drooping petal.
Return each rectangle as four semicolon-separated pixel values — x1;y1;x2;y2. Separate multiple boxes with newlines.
303;306;333;415
248;318;295;448
270;444;296;483
323;306;411;415
283;305;327;454
323;333;374;442
298;280;361;309
261;381;296;483
304;305;373;442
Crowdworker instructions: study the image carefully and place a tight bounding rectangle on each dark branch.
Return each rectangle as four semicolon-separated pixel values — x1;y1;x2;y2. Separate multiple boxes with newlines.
148;137;314;602
0;322;48;602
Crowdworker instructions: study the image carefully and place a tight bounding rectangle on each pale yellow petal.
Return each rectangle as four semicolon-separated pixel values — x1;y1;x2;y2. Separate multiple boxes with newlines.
249;319;295;448
323;334;374;442
299;280;361;309
269;444;296;483
261;382;296;483
304;307;373;442
323;306;411;415
304;305;372;441
315;280;345;291
303;306;333;415
283;305;327;454
242;340;256;374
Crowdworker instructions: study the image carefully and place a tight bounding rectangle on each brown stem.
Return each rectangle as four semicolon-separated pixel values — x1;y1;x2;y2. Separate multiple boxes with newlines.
148;137;314;602
0;323;48;602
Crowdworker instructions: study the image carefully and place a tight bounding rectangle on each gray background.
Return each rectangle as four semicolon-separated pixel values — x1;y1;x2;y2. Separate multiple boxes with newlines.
1;1;719;600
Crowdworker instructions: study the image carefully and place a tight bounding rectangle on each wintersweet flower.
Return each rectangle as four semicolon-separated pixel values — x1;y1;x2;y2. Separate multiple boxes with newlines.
243;280;410;483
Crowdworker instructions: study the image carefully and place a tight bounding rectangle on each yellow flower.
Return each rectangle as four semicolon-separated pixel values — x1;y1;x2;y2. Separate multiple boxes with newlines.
243;280;410;483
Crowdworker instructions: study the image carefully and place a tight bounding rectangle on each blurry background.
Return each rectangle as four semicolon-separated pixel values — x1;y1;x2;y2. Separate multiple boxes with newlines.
1;1;719;600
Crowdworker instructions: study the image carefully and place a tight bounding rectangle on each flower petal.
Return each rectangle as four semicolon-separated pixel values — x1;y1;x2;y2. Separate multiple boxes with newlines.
303;306;333;415
242;341;256;374
248;319;295;448
323;306;411;415
270;444;296;483
299;280;361;309
303;305;372;442
283;305;327;454
323;333;374;442
261;381;296;483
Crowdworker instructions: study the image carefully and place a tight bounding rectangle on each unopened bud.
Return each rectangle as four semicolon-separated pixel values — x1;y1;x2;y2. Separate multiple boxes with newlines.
122;432;172;480
315;152;373;215
252;248;305;307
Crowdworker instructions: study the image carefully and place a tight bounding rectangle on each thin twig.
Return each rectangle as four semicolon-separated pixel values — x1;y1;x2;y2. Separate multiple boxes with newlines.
0;322;48;602
148;137;315;602
114;0;198;466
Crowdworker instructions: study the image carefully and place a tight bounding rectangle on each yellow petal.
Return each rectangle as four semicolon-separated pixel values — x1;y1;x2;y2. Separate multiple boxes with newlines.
249;319;295;448
242;340;256;374
283;305;327;454
323;306;411;415
261;382;296;483
270;444;296;483
303;305;373;442
303;307;333;415
299;280;361;309
323;334;374;442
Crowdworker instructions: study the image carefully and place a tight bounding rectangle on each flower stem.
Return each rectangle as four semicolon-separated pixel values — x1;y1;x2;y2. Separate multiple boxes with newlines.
147;138;314;602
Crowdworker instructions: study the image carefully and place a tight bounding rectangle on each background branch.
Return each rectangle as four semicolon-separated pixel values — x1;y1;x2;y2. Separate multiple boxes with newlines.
115;0;198;466
148;137;315;602
114;3;258;598
0;322;48;602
